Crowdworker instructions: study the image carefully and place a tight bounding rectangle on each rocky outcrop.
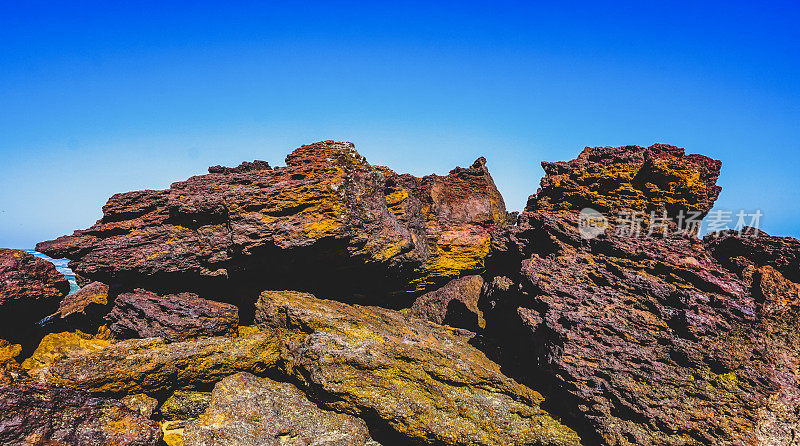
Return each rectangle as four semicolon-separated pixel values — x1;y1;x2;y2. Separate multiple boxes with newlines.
705;227;800;283
478;145;800;445
24;326;278;395
36;141;506;305
409;274;484;330
181;372;374;446
527;144;722;223
255;290;582;446
104;290;239;341
0;249;70;343
0;383;161;445
0;339;24;385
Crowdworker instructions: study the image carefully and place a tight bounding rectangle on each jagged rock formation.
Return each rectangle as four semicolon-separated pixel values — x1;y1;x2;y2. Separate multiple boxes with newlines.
527;144;722;221
181;372;375;446
37;141;506;306
0;249;70;344
479;145;800;445
3;140;799;445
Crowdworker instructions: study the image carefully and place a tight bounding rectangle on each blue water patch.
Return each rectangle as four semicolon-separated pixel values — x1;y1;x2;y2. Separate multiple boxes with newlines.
25;250;79;295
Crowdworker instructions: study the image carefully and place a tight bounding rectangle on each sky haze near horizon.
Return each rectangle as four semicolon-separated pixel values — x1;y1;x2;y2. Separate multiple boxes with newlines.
1;1;799;248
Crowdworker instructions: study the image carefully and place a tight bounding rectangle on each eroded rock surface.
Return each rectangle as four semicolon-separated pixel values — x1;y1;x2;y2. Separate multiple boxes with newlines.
479;145;800;445
104;289;239;341
37;141;506;304
0;249;70;343
0;383;161;445
182;372;374;446
160;390;212;421
255;290;582;446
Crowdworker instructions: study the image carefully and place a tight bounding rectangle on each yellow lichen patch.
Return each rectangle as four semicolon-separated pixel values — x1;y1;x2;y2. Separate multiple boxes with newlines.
0;339;21;363
21;330;111;371
411;225;491;292
303;217;341;239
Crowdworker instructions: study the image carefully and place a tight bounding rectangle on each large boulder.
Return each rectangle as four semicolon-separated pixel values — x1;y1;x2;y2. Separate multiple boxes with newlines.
0;249;70;343
480;145;800;445
527;144;722;220
104;289;239;341
409;274;485;331
36;141;507;305
0;383;161;445
181;372;374;446
255;290;582;446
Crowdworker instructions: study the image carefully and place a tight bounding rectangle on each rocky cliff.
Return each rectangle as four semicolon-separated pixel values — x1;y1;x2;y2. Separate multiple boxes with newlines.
1;141;798;445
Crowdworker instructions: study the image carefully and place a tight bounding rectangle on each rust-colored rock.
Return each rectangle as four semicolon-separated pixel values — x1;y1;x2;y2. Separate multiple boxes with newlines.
0;249;70;343
36;141;506;304
0;339;24;385
255;290;582;446
182;372;374;446
479;145;800;445
40;281;111;332
159;390;212;421
121;393;159;418
409;274;485;331
526;144;722;223
0;383;161;445
104;289;239;342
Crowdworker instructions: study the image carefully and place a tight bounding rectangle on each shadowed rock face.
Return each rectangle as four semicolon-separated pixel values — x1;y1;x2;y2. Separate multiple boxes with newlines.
0;383;161;445
0;249;70;344
409;274;484;331
479;146;800;445
182;372;374;446
36;141;506;306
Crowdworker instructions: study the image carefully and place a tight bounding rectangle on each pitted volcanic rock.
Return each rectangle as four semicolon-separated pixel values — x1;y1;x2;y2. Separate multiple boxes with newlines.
37;141;506;305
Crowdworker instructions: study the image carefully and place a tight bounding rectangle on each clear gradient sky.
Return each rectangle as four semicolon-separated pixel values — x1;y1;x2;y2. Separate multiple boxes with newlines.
2;1;799;248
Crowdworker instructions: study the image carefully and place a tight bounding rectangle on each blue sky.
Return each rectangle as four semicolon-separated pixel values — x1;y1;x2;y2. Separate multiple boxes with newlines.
1;1;799;248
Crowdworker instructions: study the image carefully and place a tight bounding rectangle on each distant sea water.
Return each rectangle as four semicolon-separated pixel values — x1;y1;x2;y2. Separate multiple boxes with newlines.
26;250;79;295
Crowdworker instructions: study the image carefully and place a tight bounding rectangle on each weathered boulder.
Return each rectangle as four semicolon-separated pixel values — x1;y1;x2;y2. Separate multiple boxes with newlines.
24;326;278;395
181;372;374;446
0;249;70;343
705;227;800;284
0;383;161;445
160;390;212;421
255;290;582;446
36;141;506;304
479;145;800;445
104;289;238;342
527;144;721;222
409;274;484;331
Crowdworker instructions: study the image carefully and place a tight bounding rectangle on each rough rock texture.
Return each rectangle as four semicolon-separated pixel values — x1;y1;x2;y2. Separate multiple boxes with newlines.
37;141;506;305
409;274;485;331
182;372;374;446
705;228;800;283
0;249;70;343
104;289;239;342
478;145;800;445
24;326;278;395
527;144;722;222
121;393;159;418
255;290;582;446
160;390;212;421
0;339;24;385
40;281;110;330
0;383;161;445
